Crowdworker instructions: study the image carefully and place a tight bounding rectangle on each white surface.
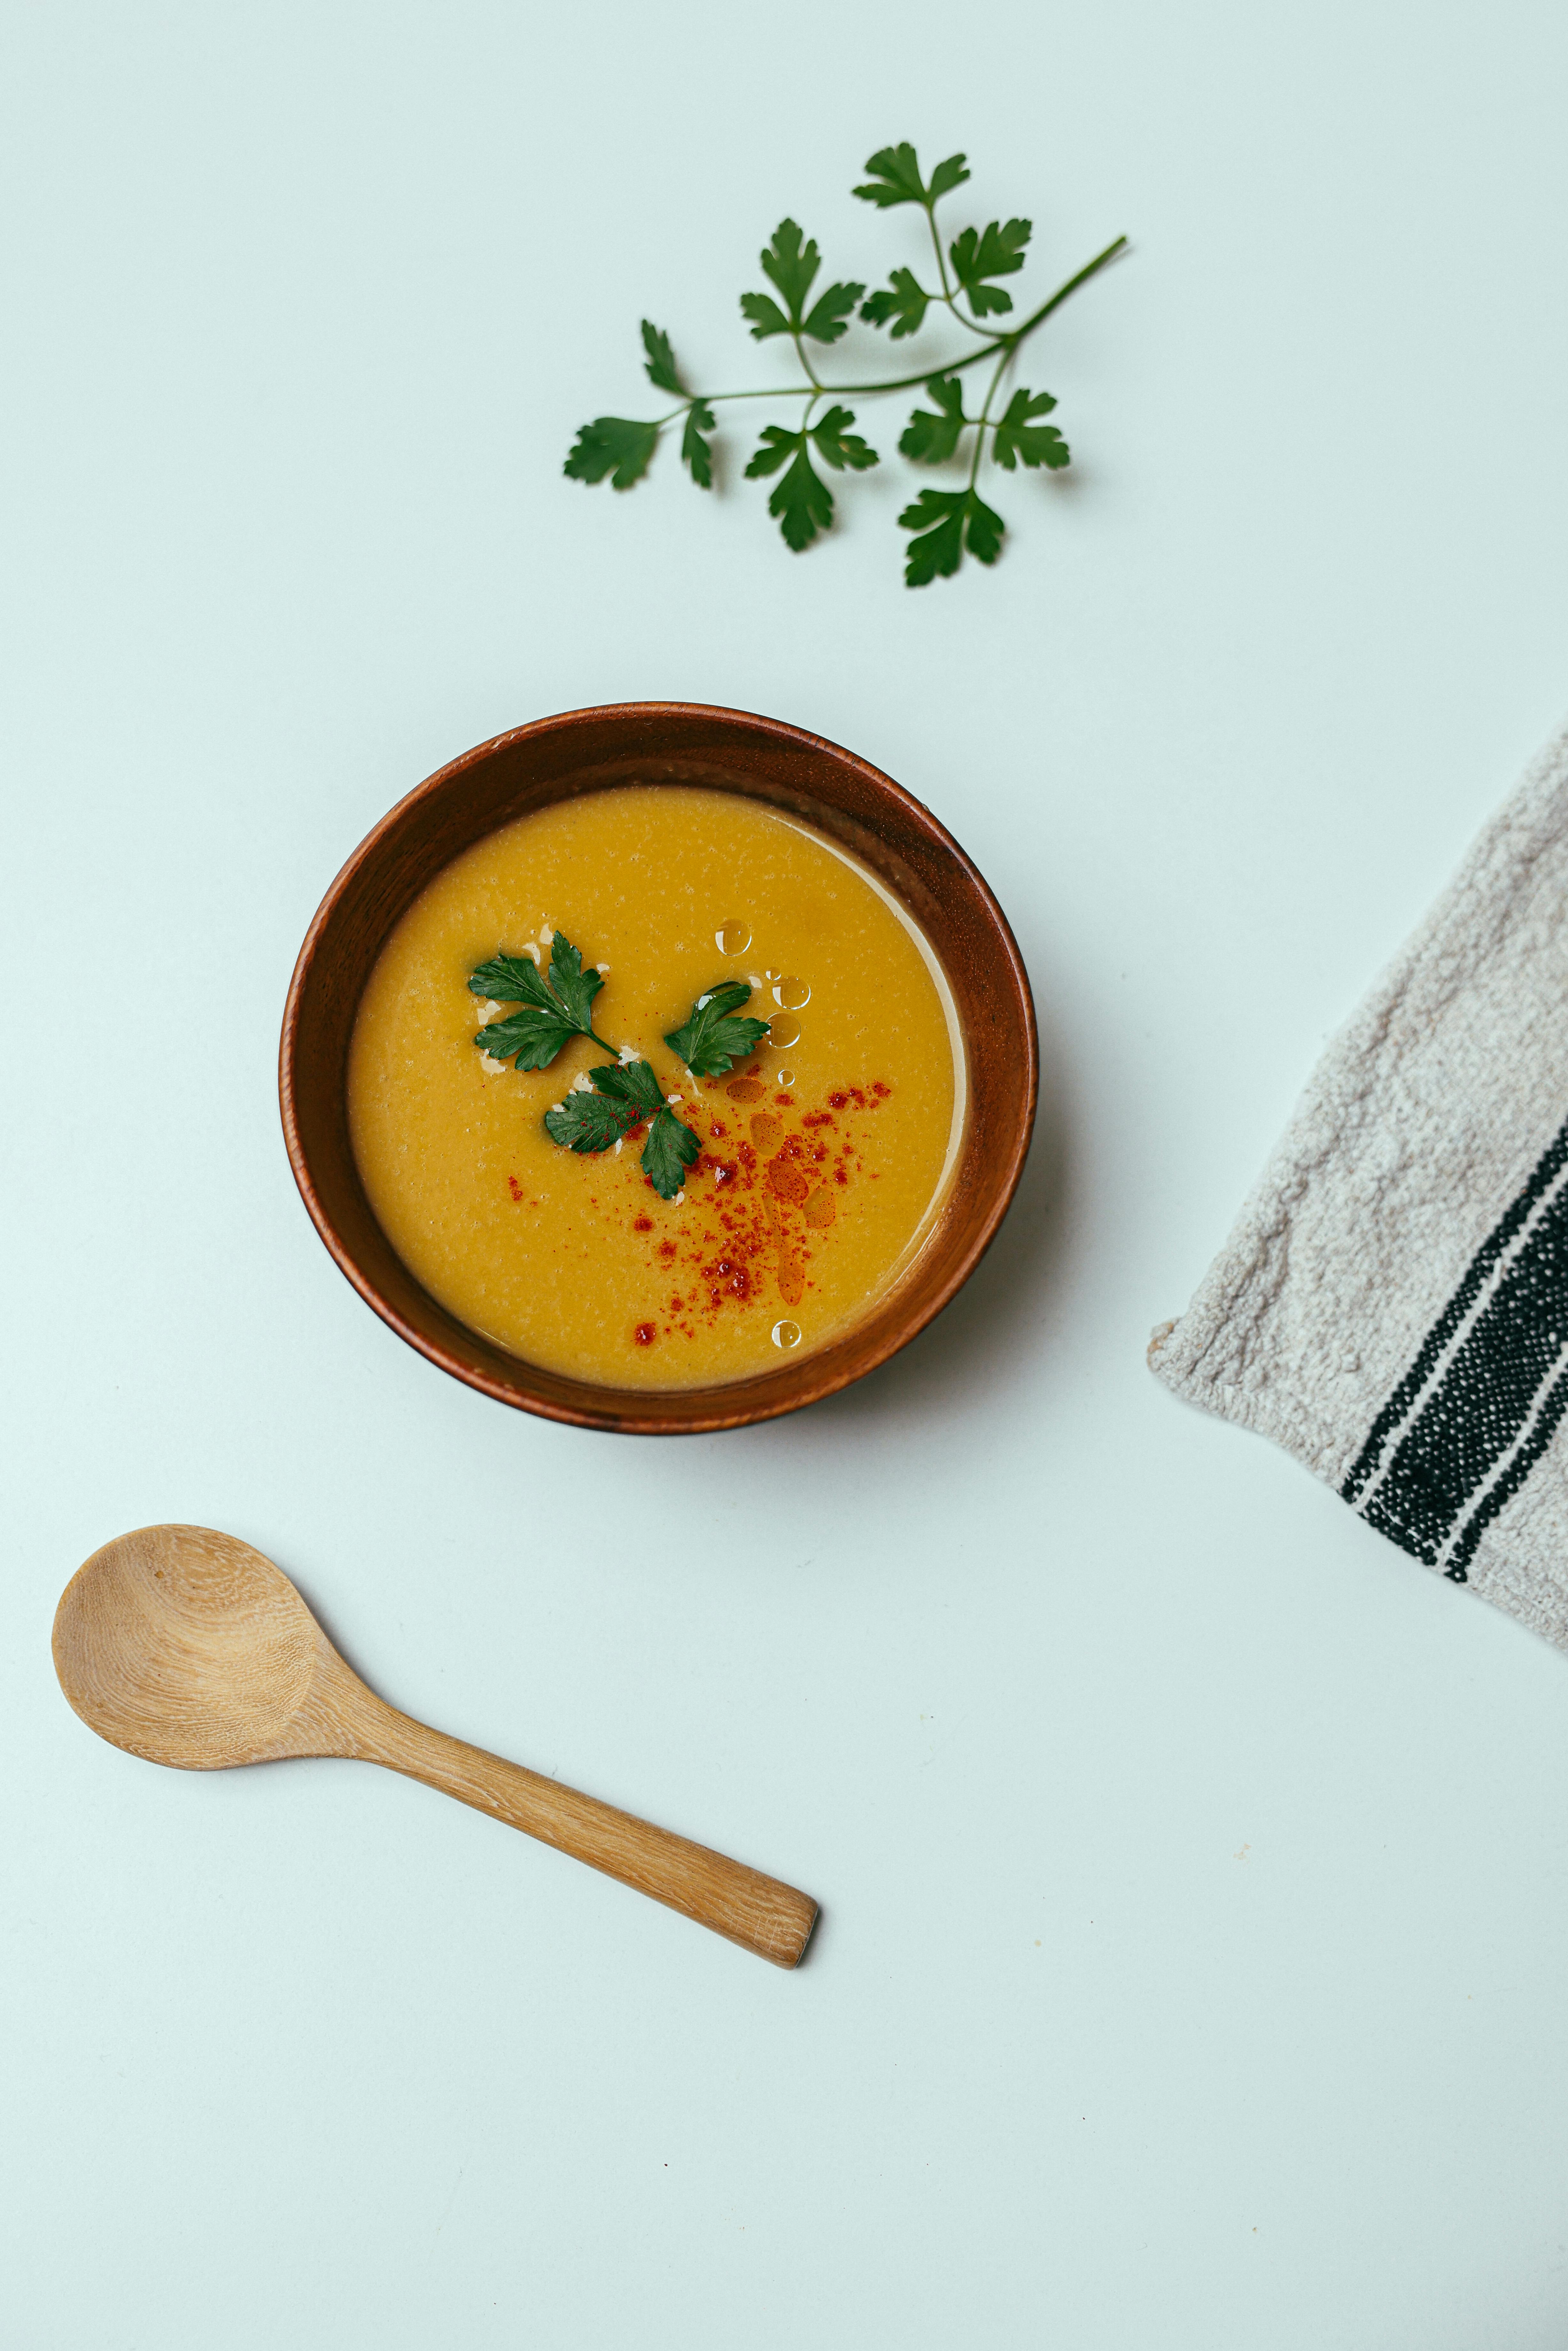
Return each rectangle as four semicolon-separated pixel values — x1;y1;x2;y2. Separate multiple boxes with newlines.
5;4;1568;2345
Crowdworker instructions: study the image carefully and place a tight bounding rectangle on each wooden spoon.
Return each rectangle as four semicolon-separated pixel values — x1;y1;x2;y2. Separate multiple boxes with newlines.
52;1524;817;1969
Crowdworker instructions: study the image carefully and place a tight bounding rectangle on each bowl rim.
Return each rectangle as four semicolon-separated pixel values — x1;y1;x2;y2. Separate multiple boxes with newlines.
279;700;1037;1434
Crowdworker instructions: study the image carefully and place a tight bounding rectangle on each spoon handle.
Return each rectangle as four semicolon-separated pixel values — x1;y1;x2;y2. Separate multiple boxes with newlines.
356;1705;818;1968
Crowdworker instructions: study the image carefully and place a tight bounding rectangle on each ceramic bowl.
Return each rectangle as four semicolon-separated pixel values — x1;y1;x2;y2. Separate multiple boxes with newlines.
280;703;1037;1434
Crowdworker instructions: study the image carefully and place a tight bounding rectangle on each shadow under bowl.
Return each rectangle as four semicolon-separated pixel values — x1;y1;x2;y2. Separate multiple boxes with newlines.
279;702;1037;1435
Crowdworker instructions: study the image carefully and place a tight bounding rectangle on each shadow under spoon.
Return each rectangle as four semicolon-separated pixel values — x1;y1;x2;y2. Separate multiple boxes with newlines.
52;1523;818;1969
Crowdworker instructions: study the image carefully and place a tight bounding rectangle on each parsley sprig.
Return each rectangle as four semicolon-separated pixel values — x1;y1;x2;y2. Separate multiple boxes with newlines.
666;981;773;1076
544;1059;701;1200
565;141;1126;586
469;939;615;1067
471;939;769;1201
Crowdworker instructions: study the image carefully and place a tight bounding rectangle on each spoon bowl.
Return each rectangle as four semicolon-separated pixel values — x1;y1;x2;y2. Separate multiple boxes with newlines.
55;1525;325;1769
54;1524;817;1968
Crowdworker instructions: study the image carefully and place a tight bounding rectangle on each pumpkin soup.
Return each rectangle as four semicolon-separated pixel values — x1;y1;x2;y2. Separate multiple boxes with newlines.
347;785;963;1390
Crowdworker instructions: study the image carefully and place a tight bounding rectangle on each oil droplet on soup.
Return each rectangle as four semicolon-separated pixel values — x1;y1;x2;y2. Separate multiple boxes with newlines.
347;786;962;1392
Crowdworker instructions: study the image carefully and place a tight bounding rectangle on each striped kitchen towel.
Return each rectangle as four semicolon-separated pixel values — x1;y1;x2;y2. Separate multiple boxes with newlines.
1149;717;1568;1654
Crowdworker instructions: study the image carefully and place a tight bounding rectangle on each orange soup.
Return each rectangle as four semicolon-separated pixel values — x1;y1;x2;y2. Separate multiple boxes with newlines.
347;785;963;1389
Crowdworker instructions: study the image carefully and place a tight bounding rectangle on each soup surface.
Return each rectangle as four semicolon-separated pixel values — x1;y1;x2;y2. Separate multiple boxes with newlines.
348;785;963;1389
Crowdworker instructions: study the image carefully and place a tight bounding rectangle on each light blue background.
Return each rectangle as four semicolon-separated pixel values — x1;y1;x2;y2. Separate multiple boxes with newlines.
6;3;1568;2344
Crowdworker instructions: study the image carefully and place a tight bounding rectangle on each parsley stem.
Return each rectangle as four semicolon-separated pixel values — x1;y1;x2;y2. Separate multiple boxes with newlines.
969;344;1011;488
998;233;1130;341
926;201;957;305
789;329;823;392
673;236;1127;413
700;386;831;405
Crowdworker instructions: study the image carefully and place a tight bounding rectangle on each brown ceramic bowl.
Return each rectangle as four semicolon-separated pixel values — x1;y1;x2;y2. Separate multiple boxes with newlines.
280;703;1036;1434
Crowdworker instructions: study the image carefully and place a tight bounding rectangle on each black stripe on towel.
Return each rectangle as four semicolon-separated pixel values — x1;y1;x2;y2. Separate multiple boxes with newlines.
1341;1118;1568;1581
1446;1363;1568;1577
1341;1117;1568;1506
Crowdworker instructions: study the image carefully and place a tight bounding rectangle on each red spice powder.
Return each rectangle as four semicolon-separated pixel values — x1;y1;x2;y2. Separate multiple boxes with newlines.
609;1074;891;1343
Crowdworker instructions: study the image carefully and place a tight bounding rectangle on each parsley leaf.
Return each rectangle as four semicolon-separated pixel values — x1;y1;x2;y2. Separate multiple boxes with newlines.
745;409;878;549
811;405;878;471
640;1107;701;1200
598;1063;701;1200
860;266;931;339
898;374;968;464
744;428;834;551
468;950;557;1012
472;1000;578;1072
852;142;926;207
470;946;578;1072
540;1063;691;1194
470;933;612;1070
664;981;771;1076
960;489;1005;565
927;152;972;204
544;1083;644;1155
740;290;792;342
948;218;1032;316
543;1058;696;1200
564;416;660;490
991;386;1068;471
587;1053;663;1114
682;398;716;488
898;486;1006;585
853;144;970;209
593;1057;666;1116
758;218;819;318
801;279;866;344
539;933;604;1031
545;1056;663;1153
640;320;684;394
742;221;863;345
